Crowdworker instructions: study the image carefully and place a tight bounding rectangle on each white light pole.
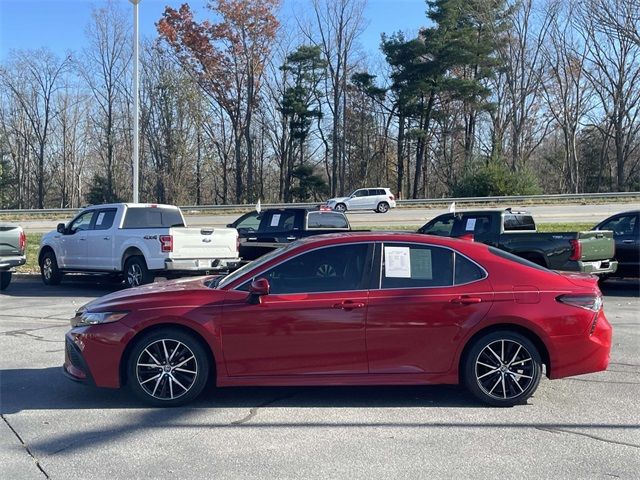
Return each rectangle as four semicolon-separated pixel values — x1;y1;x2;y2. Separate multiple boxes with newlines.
130;0;141;203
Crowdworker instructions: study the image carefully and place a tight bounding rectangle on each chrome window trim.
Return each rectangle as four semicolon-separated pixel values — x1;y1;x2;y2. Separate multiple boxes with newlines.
377;241;489;290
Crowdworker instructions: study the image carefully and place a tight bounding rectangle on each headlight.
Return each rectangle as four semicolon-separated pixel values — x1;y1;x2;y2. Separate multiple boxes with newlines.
71;311;129;327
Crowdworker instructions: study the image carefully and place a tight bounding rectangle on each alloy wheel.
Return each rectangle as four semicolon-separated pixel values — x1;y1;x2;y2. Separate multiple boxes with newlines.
127;264;142;287
136;339;198;401
316;263;337;277
43;257;52;280
474;339;534;400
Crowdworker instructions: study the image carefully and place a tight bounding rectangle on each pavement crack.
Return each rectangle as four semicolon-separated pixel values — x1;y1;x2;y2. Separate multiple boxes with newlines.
1;414;50;479
535;426;640;449
231;393;298;426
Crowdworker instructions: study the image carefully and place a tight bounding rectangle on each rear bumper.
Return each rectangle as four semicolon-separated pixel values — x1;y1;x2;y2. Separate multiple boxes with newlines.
0;255;26;270
561;259;618;275
163;257;241;272
548;309;612;379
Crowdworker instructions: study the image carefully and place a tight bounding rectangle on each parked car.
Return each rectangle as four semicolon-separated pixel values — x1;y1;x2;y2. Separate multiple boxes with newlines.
0;223;26;290
593;210;639;279
63;232;611;407
325;187;396;213
228;207;351;261
418;209;618;275
39;203;240;288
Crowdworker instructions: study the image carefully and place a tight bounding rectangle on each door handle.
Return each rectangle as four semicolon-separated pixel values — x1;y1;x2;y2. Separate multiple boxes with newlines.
332;301;366;310
451;296;482;305
622;239;634;244
79;238;87;241
103;236;111;240
286;236;297;241
248;237;257;241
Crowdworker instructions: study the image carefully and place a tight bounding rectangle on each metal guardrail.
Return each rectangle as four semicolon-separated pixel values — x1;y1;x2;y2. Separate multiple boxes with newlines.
1;192;638;216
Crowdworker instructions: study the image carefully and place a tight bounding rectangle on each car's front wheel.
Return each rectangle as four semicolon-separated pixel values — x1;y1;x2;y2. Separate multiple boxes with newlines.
463;330;542;407
40;251;62;285
127;328;210;407
334;203;347;212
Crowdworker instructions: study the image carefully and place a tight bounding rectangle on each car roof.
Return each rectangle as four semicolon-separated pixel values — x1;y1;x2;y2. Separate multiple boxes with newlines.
292;231;489;250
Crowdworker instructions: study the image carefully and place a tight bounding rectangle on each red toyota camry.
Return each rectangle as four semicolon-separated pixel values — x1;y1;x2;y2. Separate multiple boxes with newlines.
64;232;611;407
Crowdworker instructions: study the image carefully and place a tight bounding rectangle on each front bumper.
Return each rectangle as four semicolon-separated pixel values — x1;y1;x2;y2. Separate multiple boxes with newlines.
63;323;135;389
164;257;242;272
0;255;26;270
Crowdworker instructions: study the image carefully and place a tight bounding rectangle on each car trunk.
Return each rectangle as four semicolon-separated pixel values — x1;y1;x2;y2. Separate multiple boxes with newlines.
0;224;23;256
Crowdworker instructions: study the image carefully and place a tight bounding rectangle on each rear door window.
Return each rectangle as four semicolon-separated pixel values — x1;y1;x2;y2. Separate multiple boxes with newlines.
381;243;454;288
452;215;493;236
93;209;117;231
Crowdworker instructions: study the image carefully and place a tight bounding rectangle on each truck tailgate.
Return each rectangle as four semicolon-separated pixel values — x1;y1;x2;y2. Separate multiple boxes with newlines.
170;227;238;259
577;230;615;261
0;224;24;256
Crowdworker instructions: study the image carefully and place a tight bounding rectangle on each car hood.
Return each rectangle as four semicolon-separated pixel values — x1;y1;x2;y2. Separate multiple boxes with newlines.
79;276;225;313
41;229;59;245
327;196;349;203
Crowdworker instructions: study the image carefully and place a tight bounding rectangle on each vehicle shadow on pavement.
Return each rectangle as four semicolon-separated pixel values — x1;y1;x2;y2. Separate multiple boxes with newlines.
2;276;123;298
0;367;477;415
4;367;639;457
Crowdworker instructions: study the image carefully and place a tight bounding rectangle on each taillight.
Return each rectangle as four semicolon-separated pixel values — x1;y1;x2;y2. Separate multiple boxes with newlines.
236;234;240;254
556;294;602;312
159;235;173;253
389;194;395;201
569;239;582;261
19;230;26;252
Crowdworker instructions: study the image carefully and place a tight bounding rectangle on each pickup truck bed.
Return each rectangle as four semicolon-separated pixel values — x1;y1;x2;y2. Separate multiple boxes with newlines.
418;209;617;274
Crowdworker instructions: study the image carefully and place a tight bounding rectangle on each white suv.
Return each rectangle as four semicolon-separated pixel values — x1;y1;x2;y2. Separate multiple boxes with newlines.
326;188;397;213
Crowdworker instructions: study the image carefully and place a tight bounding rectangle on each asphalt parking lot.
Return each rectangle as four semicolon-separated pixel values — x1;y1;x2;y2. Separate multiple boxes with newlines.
1;275;639;479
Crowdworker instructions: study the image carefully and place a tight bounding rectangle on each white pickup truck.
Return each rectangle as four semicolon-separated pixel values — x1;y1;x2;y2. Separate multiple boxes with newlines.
39;203;240;288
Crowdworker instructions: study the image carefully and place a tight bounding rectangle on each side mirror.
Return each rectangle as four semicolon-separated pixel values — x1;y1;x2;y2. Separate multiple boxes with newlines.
248;278;270;304
57;223;66;234
227;223;233;228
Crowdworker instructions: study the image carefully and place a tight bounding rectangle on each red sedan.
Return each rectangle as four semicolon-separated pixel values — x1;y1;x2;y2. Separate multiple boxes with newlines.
64;232;611;407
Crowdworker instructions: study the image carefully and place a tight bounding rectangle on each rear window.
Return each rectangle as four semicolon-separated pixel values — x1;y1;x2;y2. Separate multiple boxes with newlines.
122;207;185;229
488;247;554;273
503;214;536;231
455;254;486;284
307;212;349;229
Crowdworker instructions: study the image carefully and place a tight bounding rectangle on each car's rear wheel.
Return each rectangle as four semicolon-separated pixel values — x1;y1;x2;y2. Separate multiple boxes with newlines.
376;201;390;213
334;203;347;212
0;271;11;290
40;251;62;285
463;331;542;407
127;328;210;407
124;256;154;288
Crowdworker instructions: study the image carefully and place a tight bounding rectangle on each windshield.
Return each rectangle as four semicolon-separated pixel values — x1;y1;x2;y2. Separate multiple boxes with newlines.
215;242;298;289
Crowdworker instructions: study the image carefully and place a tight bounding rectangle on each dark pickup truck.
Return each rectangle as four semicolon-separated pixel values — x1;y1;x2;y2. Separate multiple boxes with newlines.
228;208;351;261
418;209;618;274
1;223;27;290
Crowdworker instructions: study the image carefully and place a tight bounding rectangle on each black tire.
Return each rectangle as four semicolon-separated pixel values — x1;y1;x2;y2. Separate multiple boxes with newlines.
463;330;542;407
376;201;390;213
127;328;210;407
124;256;154;288
334;203;347;212
40;251;62;286
0;271;11;291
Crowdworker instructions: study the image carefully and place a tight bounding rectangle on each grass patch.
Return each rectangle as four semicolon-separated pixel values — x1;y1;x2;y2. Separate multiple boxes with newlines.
18;233;41;274
536;223;594;232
